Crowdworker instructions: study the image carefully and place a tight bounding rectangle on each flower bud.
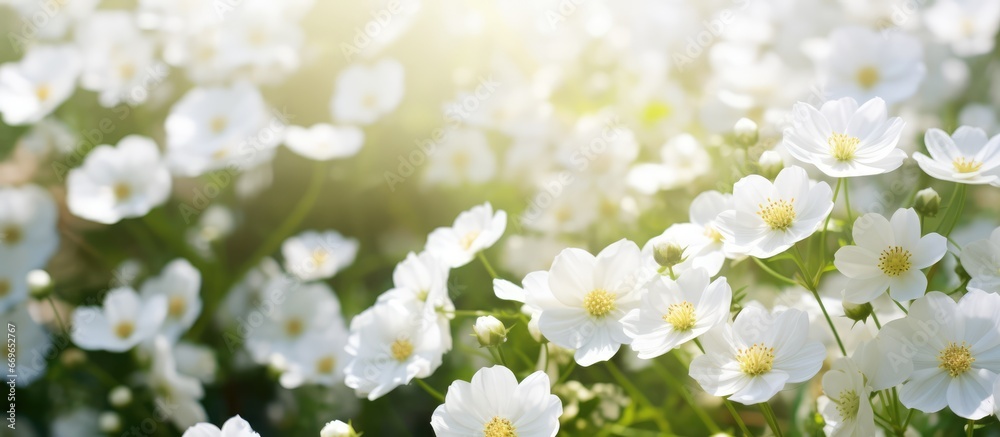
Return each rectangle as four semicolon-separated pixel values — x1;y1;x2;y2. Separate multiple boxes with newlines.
473;316;508;348
843;301;873;323
758;150;784;180
320;420;357;437
734;118;759;147
109;386;132;407
913;187;941;217
27;269;52;297
653;243;686;269
99;412;121;433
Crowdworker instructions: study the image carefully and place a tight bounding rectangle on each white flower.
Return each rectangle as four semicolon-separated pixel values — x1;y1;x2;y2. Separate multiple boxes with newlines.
689;305;826;405
150;336;207;430
913;126;1000;186
715;166;834;258
182;415;259;437
818;357;875;437
533;239;644;366
75;11;160;107
782;97;906;177
430;365;562;437
0;45;81;125
140;259;202;341
878;289;1000;420
924;0;1000;57
343;300;447;400
278;329;350;389
319;420;355;437
66;135;172;225
627;133;711;194
493;271;554;342
283;124;364;161
425;202;507;268
621;269;732;359
174;342;217;384
834;208;948;303
331;59;405;125
376;251;454;349
960;226;1000;291
165;82;279;177
0;261;28;313
245;281;345;365
688;190;746;259
819;26;925;104
71;288;166;352
2;302;52;386
424;128;497;187
281;230;359;281
0;184;59;270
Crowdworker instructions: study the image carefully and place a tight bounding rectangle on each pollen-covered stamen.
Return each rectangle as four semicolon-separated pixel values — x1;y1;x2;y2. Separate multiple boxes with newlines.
168;295;187;319
285;318;304;337
459;231;480;250
0;225;22;245
113;182;132;202
952;157;983;174
757;198;796;231
856;66;880;89
736;343;775;376
36;84;51;102
483;416;517;437
939;341;975;377
114;321;135;339
390;338;414;362
315;355;335;374
663;301;697;331
877;246;912;277
311;248;330;267
583;289;616;318
704;225;723;242
835;389;860;420
210;116;228;134
828;133;861;161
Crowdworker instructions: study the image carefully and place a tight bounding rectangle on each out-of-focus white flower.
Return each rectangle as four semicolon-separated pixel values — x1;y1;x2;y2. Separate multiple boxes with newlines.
150;336;207;430
913;126;1000;186
140;259;202;341
958;104;998;134
66;135;172;225
108;386;132;407
76;11;161;107
818;356;875;437
834;209;947;303
924;0;1000;57
431;366;563;437
0;262;28;313
181;415;260;437
0;184;59;270
245;281;346;366
174;342;218;384
716;166;834;258
627;134;711;194
783;97;906;177
278;329;350;389
819;26;925;104
689;305;826;405
0;45;81;125
165;82;279;177
960;226;1000;291
71;288;166;352
2;302;51;385
281;230;359;281
320;420;356;437
424;128;497;187
98;412;121;433
425;202;507;268
331;59;405;125
284;124;364;161
376;251;453;348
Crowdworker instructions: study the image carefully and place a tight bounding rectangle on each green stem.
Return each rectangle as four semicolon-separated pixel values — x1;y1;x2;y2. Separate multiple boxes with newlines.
477;251;499;279
751;257;798;285
724;399;752;436
415;378;445;402
818;178;844;263
842;178;855;237
939;184;968;238
47;296;68;334
893;299;909;314
759;402;783;437
967;419;975;437
606;360;671;433
791;249;847;356
650;362;721;434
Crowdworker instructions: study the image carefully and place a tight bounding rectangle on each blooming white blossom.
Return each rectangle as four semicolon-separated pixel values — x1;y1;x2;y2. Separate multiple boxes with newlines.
284;124;364;161
245;281;345;366
924;0;1000;57
424;128;497;187
140;259;202;341
818;356;876;437
281;230;359;281
0;45;82;125
150;336;207;430
819;26;925;104
0;184;59;270
627;134;711;194
75;11;160;107
913;126;1000;186
425;202;507;268
331;59;405;125
2;302;52;385
960;226;1000;291
431;365;562;437
71;288;167;352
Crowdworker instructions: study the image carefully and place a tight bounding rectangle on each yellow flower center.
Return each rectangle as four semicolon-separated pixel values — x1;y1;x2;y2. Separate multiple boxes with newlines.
704;225;723;243
0;280;10;297
835;389;860;421
212;147;230;160
757;198;796;231
663;301;697;331
315;355;335;374
828;133;860;162
168;295;187;319
36;84;51;102
483;416;517;437
583;289;616;318
311;249;329;267
877;246;912;277
1;225;22;245
119;63;136;80
285;318;304;337
459;231;480;250
736;343;775;376
210;116;228;134
362;94;379;109
114;321;135;339
952;157;983;174
939;341;975;377
856;66;880;89
391;338;414;362
113;182;132;202
452;151;470;171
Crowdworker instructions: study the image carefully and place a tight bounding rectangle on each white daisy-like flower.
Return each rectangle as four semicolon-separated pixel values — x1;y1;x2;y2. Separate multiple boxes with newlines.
819;26;925;104
283;124;364;161
430;365;563;437
715;166;834;259
0;45;82;125
66;135;172;225
281;230;359;281
425;202;507;268
424;128;497;187
834;208;948;303
689;190;746;259
818;356;875;437
140;259;202;341
0;184;59;270
878;289;1000;420
621;268;732;359
532;239;644;366
182;415;259;437
245;281;345;365
331;59;405;125
75;11;160;107
924;0;1000;57
376;251;454;349
278;328;350;389
689;305;826;405
150;336;207;430
343;299;447;400
912;126;1000;186
627;133;711;194
494;271;556;342
71;288;167;352
960;226;1000;291
782;97;907;177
